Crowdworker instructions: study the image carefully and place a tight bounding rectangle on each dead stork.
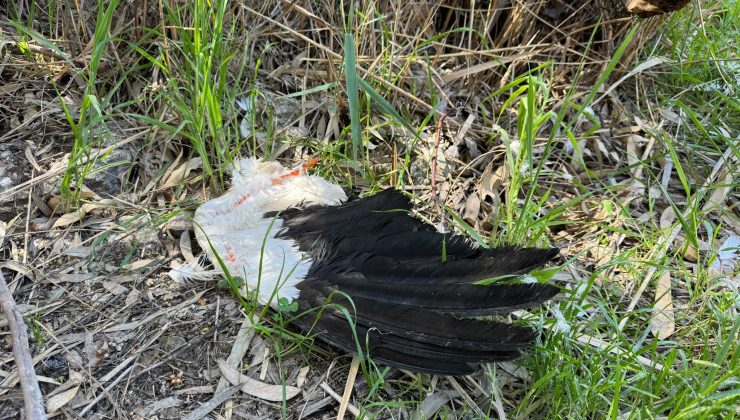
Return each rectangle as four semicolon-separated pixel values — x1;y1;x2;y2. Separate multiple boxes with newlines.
186;157;559;375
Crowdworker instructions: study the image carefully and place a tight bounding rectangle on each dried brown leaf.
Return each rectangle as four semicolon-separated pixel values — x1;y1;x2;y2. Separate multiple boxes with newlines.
0;220;7;249
479;161;507;203
415;390;459;420
217;360;300;402
626;135;640;177
125;289;141;306
51;201;109;229
659;107;682;124
709;235;740;277
680;243;699;262
659;206;676;229
462;193;481;225
180;231;195;262
102;281;128;296
84;333;97;368
46;385;80;413
702;170;733;213
161;157;202;189
123;258;155;271
133;397;182;418
296;366;309;388
0;260;35;281
441;50;541;82
61;246;93;258
48;273;97;284
649;271;675;340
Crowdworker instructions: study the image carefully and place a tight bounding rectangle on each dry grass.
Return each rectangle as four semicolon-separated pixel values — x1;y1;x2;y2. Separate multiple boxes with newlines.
0;0;738;418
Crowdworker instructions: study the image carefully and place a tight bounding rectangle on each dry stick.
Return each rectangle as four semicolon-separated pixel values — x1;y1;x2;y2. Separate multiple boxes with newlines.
77;364;136;417
320;382;359;418
430;113;447;230
23;170;34;266
182;386;240;420
446;376;485;418
0;270;47;420
336;356;360;420
618;145;736;331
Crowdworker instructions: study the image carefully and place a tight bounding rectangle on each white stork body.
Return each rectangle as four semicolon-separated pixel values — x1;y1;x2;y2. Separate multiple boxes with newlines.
193;158;346;303
188;157;559;375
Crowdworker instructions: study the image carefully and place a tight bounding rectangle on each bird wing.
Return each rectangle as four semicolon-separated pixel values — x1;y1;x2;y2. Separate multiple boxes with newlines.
274;189;559;375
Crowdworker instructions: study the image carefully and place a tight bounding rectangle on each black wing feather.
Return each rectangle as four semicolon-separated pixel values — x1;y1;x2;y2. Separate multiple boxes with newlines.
275;188;559;375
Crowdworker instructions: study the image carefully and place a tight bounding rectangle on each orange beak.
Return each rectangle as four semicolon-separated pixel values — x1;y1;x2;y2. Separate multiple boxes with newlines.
271;158;320;186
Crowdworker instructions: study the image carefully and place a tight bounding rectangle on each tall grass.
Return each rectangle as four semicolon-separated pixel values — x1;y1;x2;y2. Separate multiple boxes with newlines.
130;0;252;191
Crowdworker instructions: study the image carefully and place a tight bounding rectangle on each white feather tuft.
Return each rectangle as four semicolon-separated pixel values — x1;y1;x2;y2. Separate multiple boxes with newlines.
521;275;537;284
550;305;571;334
167;258;221;285
192;158;347;308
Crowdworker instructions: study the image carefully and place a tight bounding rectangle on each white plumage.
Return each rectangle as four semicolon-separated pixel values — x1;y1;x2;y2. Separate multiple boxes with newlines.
191;158;346;304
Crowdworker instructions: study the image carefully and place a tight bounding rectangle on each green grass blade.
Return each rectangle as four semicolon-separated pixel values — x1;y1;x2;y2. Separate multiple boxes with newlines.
344;33;362;162
358;78;418;138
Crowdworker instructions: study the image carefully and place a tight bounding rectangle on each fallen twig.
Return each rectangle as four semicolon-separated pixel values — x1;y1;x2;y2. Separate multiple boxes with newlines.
320;382;359;417
182;386;240;420
78;365;136;417
337;356;360;420
447;376;484;418
0;269;47;419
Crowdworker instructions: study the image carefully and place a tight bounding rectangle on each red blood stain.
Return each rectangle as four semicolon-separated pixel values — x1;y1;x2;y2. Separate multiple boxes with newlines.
225;246;236;262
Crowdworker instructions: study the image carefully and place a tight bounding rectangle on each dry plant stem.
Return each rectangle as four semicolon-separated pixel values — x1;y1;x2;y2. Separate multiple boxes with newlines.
0;270;47;420
446;376;484;418
488;369;507;420
78;365;136;417
431;113;447;228
336;356;360;420
320;382;359;417
215;316;256;419
24;172;34;266
182;386;240;420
